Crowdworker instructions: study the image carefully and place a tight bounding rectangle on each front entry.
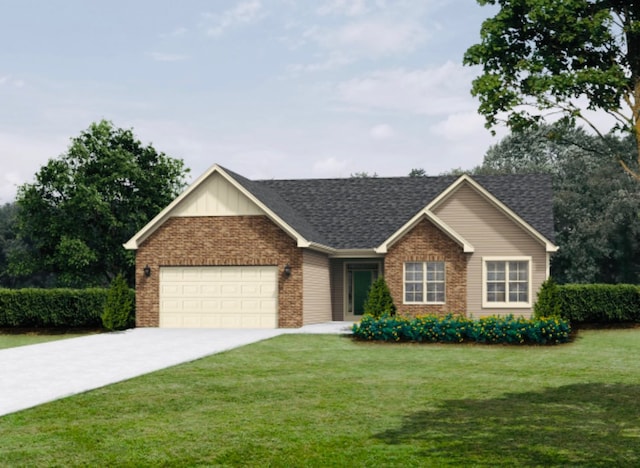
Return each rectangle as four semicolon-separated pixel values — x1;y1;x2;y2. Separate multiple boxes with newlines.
345;262;380;320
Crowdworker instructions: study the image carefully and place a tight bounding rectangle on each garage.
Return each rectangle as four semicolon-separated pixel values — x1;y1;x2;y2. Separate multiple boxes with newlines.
159;266;278;328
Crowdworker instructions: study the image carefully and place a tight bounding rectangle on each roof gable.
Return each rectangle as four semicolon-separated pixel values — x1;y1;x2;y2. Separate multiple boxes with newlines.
171;172;264;217
124;165;318;250
427;175;557;252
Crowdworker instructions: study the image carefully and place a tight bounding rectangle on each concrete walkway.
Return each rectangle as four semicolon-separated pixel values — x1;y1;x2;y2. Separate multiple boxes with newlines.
0;322;353;417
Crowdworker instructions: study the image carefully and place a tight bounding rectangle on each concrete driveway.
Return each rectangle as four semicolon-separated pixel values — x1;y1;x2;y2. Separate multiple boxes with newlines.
0;322;353;417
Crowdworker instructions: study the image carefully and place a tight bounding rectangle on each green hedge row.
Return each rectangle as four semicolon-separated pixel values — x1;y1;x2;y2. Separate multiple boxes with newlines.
556;284;640;324
352;314;571;345
0;288;135;329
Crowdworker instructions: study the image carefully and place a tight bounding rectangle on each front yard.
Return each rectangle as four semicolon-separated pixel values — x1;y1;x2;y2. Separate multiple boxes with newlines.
1;329;639;466
0;331;92;350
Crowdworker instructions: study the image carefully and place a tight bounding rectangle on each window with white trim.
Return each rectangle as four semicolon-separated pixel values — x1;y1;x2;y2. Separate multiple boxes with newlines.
483;258;531;307
404;262;445;304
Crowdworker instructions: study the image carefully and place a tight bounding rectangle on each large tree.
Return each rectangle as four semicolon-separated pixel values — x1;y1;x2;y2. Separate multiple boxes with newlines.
464;0;640;179
14;120;189;287
479;123;640;284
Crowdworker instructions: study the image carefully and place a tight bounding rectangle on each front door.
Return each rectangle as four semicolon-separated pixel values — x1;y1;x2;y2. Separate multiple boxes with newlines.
353;270;373;316
345;262;380;320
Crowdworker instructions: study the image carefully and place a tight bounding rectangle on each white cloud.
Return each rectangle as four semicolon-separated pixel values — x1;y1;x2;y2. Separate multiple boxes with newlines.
150;52;189;62
287;52;352;74
162;27;188;38
308;19;425;58
0;75;25;88
316;0;370;16
312;156;349;176
369;123;395;140
204;0;264;37
336;61;477;116
430;112;487;141
0;132;68;203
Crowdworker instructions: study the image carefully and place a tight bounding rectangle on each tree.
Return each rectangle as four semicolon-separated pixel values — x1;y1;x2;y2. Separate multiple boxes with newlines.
0;203;19;287
14;120;189;287
408;168;427;177
102;273;135;330
350;171;378;178
464;1;640;179
534;277;562;318
479;123;640;284
363;276;396;318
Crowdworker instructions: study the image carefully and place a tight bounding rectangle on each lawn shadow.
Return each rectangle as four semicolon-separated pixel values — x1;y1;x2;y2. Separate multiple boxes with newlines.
375;383;640;467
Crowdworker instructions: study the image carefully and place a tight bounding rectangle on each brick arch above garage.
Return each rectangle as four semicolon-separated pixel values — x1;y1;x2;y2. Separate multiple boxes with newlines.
135;215;303;328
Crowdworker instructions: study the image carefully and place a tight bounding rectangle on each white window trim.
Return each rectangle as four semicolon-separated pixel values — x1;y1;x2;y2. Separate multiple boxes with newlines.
482;256;532;308
403;262;446;305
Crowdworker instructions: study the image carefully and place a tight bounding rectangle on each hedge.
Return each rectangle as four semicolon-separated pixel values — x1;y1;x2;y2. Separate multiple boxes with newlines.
352;314;571;345
555;284;640;324
0;288;135;329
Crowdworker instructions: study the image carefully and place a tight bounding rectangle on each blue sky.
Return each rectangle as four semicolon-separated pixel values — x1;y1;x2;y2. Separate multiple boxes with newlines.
0;0;502;203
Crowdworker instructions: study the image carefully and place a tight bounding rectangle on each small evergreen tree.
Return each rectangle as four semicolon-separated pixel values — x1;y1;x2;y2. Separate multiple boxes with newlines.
363;276;396;318
534;277;562;319
102;273;134;330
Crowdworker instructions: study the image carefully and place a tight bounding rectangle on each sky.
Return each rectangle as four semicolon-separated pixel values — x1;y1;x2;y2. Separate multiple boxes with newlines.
0;0;504;204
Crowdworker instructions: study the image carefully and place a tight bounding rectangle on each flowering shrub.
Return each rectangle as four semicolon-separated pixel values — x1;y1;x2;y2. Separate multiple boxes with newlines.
352;314;571;345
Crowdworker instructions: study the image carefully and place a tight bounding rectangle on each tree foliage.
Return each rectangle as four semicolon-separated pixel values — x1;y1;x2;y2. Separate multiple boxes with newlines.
465;0;640;179
350;171;378;178
479;123;640;284
363;276;396;318
102;273;135;330
14;120;189;287
534;277;562;319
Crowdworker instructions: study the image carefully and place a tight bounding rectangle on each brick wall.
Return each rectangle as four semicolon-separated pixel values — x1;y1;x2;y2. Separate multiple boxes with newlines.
135;215;303;327
385;218;468;317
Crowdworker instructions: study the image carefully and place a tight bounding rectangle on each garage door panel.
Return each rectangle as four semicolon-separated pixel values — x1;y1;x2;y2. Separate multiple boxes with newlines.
182;285;200;296
160;284;181;297
220;268;242;280
159;266;278;328
220;284;240;295
201;284;220;295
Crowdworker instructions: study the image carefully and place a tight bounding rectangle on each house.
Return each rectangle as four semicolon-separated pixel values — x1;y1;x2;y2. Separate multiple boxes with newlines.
124;164;557;328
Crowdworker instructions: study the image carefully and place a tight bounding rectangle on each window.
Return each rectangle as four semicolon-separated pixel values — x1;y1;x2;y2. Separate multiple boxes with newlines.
483;258;531;307
404;262;445;304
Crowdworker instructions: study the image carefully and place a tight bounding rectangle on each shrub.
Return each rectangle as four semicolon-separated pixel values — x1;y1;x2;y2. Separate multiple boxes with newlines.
363;276;396;318
0;287;135;329
557;284;640;324
352;314;571;345
534;277;562;319
102;273;135;331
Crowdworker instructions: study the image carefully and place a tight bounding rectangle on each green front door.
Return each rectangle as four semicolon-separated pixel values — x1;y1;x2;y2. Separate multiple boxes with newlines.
353;270;374;316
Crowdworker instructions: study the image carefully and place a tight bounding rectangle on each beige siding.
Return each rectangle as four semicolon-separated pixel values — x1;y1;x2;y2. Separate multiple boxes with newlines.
433;183;548;318
173;172;264;217
302;250;332;325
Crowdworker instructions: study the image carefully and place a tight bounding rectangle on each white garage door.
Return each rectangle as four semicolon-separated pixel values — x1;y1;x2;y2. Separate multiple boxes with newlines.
159;266;278;328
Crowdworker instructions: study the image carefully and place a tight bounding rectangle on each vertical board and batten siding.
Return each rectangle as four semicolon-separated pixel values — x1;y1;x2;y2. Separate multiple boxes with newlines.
432;183;548;318
302;250;332;325
172;172;263;217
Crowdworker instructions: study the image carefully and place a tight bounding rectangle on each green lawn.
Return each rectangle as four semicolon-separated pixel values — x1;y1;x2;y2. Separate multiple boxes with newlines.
1;329;639;467
0;332;93;350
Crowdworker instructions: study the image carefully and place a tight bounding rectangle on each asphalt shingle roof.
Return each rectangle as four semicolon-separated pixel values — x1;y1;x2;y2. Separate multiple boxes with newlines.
222;168;555;249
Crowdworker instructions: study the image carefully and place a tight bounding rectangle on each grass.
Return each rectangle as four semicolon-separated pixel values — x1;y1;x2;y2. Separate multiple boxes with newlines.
0;331;94;350
1;329;639;466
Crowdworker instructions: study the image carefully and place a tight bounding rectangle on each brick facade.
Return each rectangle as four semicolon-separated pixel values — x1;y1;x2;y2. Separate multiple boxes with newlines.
385;218;468;317
135;215;303;328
